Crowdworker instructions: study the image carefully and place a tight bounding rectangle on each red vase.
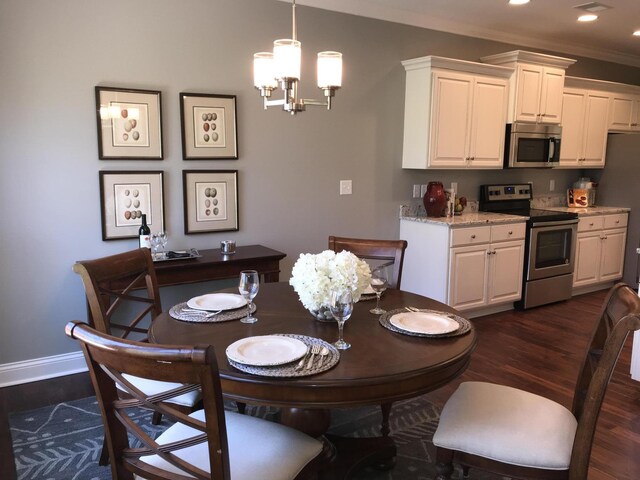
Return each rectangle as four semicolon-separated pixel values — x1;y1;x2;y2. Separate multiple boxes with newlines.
423;181;447;217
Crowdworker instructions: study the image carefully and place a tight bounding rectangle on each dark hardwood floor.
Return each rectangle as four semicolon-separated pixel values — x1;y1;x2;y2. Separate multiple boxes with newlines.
2;288;638;479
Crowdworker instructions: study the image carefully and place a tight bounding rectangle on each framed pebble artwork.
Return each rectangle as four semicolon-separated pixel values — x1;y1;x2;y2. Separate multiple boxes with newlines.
179;93;238;159
99;171;165;240
182;170;238;234
95;86;163;159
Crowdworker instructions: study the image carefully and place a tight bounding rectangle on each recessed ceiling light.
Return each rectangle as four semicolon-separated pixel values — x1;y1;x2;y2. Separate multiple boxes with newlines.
578;14;599;22
509;0;530;5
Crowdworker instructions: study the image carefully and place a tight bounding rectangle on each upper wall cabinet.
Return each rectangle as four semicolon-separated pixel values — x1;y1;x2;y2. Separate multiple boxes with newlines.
401;56;513;170
558;84;610;169
609;92;640;132
481;51;576;125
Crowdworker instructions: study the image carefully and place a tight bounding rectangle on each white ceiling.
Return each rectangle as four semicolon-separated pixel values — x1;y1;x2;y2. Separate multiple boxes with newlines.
288;0;640;68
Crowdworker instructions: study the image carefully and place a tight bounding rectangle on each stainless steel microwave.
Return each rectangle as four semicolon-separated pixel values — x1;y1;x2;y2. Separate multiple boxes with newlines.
504;123;562;168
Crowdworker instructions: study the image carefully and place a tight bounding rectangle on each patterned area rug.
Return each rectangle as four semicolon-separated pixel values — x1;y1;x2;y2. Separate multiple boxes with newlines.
10;394;505;480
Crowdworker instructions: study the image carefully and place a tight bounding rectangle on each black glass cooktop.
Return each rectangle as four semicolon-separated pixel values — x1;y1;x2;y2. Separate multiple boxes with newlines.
490;208;578;224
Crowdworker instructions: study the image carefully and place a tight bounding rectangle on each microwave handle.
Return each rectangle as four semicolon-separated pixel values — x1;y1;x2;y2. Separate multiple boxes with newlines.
547;138;556;161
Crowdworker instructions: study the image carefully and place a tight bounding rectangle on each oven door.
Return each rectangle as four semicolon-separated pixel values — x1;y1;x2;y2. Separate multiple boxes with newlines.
526;220;578;281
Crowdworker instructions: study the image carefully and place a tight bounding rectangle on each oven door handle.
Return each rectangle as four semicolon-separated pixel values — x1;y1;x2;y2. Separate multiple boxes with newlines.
530;219;579;228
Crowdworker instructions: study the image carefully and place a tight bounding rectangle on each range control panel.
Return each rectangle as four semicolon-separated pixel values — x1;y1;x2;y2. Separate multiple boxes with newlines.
480;184;532;202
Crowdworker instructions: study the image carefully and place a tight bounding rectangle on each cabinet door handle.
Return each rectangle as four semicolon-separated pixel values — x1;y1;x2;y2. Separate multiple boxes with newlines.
589;222;594;226
471;234;476;239
615;220;620;224
470;157;475;161
508;231;513;235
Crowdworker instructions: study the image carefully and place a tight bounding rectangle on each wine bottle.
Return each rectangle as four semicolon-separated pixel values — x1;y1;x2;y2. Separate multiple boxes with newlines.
139;214;151;249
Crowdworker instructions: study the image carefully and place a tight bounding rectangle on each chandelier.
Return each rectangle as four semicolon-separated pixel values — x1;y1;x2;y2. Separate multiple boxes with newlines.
253;0;342;115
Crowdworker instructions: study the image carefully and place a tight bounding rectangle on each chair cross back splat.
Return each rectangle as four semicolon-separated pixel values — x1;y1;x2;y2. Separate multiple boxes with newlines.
72;248;162;341
65;321;324;480
432;282;640;480
328;236;408;289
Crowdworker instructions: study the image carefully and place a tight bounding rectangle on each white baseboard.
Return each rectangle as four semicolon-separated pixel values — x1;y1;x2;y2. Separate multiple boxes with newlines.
0;351;88;388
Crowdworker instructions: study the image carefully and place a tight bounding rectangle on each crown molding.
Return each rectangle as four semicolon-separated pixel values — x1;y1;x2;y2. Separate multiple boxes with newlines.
287;0;640;68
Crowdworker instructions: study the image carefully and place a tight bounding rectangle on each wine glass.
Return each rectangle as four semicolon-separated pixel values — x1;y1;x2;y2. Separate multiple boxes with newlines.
369;266;388;314
149;233;163;260
330;290;353;350
238;270;259;324
159;231;168;254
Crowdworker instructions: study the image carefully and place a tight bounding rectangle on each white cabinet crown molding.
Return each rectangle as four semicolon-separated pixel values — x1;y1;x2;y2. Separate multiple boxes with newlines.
402;55;513;78
480;50;576;69
565;76;640;95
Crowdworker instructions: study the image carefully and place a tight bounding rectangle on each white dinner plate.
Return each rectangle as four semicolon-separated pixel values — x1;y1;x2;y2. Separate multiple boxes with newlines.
226;336;308;366
389;311;459;335
186;293;247;311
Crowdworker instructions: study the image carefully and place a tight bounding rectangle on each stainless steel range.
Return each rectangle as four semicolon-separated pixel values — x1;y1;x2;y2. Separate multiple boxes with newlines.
480;184;579;309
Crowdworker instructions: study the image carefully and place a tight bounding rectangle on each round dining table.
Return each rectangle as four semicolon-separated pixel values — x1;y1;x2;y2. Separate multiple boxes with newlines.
150;282;477;478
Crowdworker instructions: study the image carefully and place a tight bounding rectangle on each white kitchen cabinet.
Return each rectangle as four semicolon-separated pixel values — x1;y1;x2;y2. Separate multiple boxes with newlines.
573;214;628;289
558;87;610;168
481;50;576;124
400;218;525;316
513;63;565;124
609;93;640;132
401;56;512;169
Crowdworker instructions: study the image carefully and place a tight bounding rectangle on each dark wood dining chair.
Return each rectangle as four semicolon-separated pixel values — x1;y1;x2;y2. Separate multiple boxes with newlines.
328;236;408;289
432;282;640;480
65;321;325;480
72;248;202;464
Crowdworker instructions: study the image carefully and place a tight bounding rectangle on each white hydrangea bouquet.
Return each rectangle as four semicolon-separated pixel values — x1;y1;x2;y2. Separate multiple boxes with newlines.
290;250;371;320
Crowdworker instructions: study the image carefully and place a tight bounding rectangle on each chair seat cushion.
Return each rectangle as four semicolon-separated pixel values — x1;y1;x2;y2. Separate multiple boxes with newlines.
137;410;323;480
433;382;578;470
118;374;201;407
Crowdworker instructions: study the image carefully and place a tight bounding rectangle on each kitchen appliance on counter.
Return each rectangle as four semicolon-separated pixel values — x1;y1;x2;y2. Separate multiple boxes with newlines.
480;184;578;309
504;123;561;168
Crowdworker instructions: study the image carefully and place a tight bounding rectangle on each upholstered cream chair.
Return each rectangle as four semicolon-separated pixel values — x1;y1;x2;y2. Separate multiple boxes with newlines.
432;282;640;480
65;321;325;480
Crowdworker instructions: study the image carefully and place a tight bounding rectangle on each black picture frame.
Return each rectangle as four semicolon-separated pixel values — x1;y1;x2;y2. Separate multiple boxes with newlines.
179;93;238;159
99;170;165;240
95;86;163;160
182;170;239;234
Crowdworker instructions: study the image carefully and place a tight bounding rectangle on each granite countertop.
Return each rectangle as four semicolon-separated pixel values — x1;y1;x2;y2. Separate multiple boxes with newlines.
544;206;630;216
401;211;528;227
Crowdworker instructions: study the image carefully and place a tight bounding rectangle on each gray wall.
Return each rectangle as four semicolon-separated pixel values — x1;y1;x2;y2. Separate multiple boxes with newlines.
1;0;639;366
587;134;640;288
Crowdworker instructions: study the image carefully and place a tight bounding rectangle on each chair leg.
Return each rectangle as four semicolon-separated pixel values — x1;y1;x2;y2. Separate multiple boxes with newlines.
98;434;109;466
462;465;470;479
236;402;246;414
434;447;455;480
151;411;162;425
380;402;393;437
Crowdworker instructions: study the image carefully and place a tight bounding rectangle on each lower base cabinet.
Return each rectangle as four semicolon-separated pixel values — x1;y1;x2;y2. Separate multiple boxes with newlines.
573;213;628;288
400;219;526;313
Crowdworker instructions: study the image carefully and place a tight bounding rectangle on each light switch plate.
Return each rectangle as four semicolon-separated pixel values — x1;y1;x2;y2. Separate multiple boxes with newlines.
420;184;428;197
340;180;353;195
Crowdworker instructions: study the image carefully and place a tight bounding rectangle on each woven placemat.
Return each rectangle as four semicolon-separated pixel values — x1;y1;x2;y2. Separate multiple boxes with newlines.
170;302;256;323
227;334;340;378
379;308;472;338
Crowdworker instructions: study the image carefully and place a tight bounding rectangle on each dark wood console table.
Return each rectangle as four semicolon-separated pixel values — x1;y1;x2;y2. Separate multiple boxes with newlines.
151;244;286;287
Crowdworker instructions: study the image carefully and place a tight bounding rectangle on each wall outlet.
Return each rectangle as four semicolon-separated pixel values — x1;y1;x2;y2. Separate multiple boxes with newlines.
451;182;458;194
420;184;428;197
412;184;421;198
339;180;352;195
549;179;555;191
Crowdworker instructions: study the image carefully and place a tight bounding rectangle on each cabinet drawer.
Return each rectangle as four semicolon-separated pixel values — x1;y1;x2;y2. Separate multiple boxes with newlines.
451;226;491;247
578;215;604;232
603;213;628;229
491;223;526;242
